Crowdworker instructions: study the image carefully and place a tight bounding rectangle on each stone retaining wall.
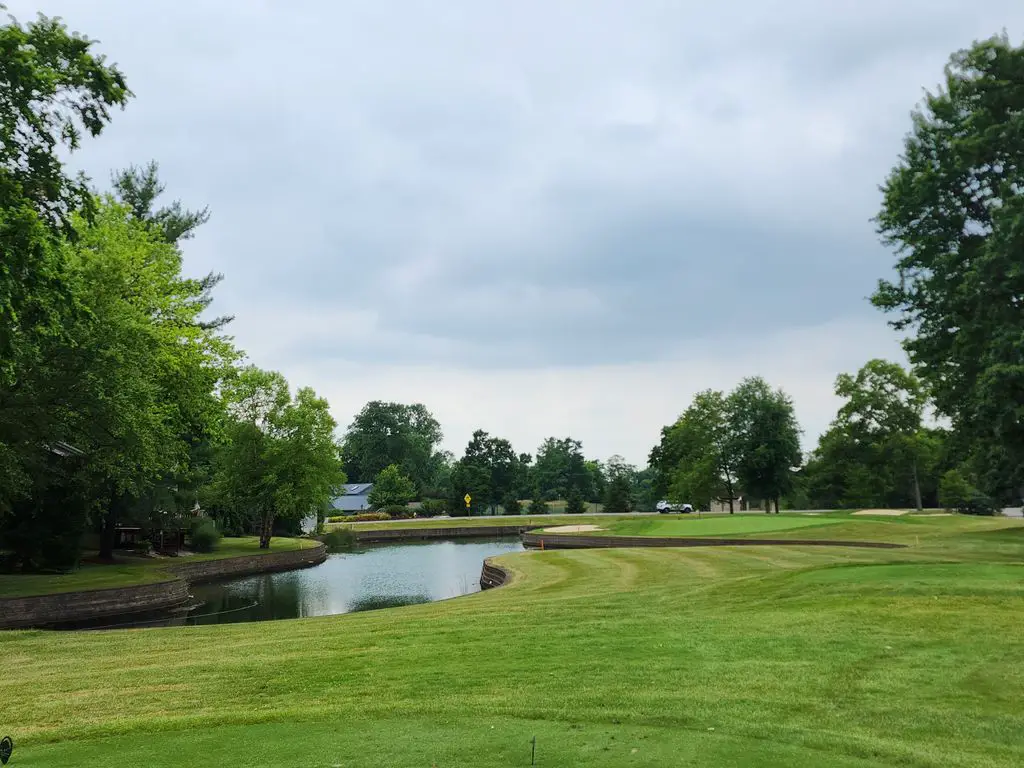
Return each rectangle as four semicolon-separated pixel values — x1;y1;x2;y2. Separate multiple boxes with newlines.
354;525;529;543
479;558;510;590
0;542;327;630
521;533;906;550
170;542;327;583
0;579;190;630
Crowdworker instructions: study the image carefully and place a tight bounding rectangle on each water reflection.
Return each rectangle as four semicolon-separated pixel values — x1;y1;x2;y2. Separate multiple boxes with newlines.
58;537;524;630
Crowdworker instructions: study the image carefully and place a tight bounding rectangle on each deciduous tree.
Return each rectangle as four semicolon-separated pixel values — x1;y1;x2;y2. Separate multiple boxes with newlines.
368;465;416;509
727;377;802;513
873;34;1024;502
341;401;443;492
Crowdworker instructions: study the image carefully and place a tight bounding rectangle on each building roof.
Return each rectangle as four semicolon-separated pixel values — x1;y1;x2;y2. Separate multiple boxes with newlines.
47;441;85;458
330;483;374;513
339;483;373;495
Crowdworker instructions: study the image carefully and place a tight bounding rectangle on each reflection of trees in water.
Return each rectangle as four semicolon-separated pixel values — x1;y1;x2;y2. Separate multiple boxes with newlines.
191;573;304;623
347;594;430;613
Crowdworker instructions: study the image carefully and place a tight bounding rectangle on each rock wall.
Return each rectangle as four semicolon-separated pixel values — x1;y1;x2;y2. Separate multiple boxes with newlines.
170;542;327;583
354;525;529;543
0;542;327;630
0;580;189;630
479;558;510;590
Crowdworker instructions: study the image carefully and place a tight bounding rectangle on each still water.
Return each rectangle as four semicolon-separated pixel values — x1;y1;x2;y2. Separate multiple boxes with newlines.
65;537;525;630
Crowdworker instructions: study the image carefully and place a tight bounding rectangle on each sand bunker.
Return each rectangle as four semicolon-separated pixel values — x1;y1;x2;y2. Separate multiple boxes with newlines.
541;524;605;533
852;509;908;516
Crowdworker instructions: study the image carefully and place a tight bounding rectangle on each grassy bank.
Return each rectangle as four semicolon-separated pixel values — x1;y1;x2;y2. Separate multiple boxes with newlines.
2;516;1023;766
593;513;843;537
328;513;636;531
0;536;318;598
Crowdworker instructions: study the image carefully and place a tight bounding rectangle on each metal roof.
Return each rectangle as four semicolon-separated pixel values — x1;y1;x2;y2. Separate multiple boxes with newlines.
339;483;373;495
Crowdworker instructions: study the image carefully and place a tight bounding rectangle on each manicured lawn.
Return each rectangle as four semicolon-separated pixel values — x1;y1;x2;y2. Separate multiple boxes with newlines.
0;536;317;598
2;516;1023;766
598;514;842;537
330;513;637;531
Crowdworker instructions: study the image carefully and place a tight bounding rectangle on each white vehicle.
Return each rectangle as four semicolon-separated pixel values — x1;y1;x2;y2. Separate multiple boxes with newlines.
656;500;693;514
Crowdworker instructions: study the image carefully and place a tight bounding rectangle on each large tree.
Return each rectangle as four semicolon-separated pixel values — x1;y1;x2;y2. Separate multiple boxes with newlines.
1;201;232;564
603;455;635;515
533;437;590;501
111;161;231;330
873;34;1024;503
834;359;929;509
650;390;738;511
341;401;443;492
449;429;521;514
0;9;129;517
727;377;802;513
211;367;344;548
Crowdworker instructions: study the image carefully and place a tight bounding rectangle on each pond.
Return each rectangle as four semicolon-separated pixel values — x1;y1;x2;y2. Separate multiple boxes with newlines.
62;537;525;630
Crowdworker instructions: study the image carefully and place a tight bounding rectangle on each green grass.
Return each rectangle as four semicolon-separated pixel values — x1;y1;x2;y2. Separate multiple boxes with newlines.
330;513;634;532
598;514;842;537
0;536;318;598
2;516;1024;766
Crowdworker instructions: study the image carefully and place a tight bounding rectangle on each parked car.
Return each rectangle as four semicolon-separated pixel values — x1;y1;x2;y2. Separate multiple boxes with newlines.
656;501;693;514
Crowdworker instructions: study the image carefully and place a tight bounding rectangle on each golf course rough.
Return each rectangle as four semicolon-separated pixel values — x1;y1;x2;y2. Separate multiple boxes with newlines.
2;514;1023;767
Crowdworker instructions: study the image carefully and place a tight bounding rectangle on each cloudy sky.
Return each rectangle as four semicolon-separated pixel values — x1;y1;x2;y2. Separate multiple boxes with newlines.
10;1;1023;465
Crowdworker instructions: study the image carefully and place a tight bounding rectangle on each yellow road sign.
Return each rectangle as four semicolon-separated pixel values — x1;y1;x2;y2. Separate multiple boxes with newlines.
464;493;472;506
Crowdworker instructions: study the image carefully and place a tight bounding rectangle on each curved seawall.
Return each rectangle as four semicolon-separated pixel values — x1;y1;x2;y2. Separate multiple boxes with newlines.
0;542;327;630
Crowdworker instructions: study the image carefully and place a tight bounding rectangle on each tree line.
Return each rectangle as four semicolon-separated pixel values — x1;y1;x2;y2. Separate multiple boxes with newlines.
337;401;653;515
0;12;344;572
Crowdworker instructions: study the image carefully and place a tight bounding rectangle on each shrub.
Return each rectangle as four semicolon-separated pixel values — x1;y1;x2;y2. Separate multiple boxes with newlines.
501;493;522;515
418;499;447;517
527;498;548;515
327;512;391;523
189;518;221;553
368;465;416;509
566;488;586;515
322;528;356;553
382;505;415;519
938;469;999;516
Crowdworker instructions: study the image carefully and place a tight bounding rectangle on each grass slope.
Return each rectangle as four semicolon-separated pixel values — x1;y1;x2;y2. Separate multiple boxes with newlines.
599;514;841;537
3;517;1023;767
0;537;317;598
329;514;635;531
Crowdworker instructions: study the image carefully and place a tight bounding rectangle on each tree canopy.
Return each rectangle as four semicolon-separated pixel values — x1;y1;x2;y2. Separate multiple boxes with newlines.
873;34;1024;502
340;401;445;493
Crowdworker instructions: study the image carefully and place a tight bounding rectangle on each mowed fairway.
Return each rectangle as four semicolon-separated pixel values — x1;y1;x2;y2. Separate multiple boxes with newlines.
599;513;842;537
3;516;1024;767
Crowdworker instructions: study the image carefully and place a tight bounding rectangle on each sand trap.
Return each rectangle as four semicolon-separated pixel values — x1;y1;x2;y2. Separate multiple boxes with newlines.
541;524;605;533
852;509;908;516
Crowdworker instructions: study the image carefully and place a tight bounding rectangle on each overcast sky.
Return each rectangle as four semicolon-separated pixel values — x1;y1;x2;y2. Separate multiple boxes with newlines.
10;1;1023;465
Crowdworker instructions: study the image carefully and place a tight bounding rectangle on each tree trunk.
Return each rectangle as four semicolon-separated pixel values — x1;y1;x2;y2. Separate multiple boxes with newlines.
774;497;780;514
911;459;923;511
98;490;123;560
260;511;274;549
725;475;735;514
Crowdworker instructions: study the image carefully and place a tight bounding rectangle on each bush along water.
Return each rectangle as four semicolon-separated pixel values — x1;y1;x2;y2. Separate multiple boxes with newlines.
322;528;357;553
189;518;222;553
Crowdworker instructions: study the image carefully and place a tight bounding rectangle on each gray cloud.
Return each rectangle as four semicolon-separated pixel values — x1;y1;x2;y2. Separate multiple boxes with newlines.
8;0;1024;455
